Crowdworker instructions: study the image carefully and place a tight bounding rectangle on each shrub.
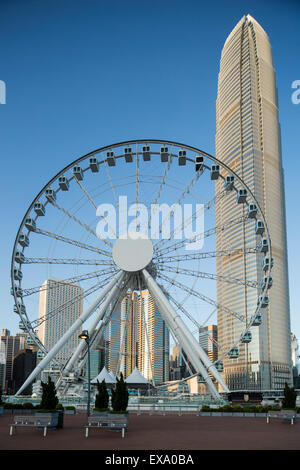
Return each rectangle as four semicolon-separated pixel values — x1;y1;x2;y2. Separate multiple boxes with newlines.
95;379;109;411
111;373;129;413
201;405;210;412
232;405;243;413
40;376;59;411
282;382;297;410
22;402;34;409
65;406;75;411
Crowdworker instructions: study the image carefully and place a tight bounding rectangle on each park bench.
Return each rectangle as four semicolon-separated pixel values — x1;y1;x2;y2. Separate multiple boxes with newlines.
85;415;128;438
267;410;296;425
9;415;53;437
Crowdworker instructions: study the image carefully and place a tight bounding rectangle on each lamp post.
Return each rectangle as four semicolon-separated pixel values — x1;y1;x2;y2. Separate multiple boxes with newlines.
79;330;90;424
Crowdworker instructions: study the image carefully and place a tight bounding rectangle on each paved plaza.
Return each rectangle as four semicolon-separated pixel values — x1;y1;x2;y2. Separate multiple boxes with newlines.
1;412;300;451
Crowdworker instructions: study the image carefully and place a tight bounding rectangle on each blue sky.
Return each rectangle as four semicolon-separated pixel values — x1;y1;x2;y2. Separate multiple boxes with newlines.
0;0;299;338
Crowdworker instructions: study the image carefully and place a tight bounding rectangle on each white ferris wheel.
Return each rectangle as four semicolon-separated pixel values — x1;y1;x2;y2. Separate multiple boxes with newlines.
11;140;273;399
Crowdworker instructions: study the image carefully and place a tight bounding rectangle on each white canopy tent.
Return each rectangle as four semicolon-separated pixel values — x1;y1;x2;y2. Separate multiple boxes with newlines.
91;366;116;385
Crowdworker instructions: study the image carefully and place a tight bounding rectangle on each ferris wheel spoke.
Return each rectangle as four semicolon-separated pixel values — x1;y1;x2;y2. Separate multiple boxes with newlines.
152;165;202;245
153;214;250;258
31;274;116;328
15;270;124;396
168;295;224;356
34;227;111;257
154;186;229;252
142;268;228;396
65;271;128;375
51;199;113;250
74;178;116;244
156;264;258;288
156;246;260;264
116;286;132;377
147;148;174;235
22;267;118;297
102;156;119;210
23;257;115;266
157;272;246;323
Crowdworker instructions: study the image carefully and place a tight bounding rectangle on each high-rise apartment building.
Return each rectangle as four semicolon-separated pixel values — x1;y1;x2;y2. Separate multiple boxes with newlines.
37;279;83;365
215;14;292;390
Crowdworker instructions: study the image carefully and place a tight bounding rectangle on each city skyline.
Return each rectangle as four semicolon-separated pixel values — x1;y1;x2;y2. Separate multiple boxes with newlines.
0;1;298;398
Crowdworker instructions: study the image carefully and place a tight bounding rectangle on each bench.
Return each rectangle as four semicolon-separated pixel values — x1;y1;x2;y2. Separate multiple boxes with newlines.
9;415;53;437
267;410;296;425
85;415;128;438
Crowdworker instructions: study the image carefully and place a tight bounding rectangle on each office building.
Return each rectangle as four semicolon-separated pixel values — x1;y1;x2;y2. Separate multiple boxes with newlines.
215;14;292;390
37;278;83;365
138;290;169;385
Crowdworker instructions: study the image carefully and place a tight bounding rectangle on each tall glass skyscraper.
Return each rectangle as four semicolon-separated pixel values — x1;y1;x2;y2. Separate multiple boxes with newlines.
104;290;169;384
215;14;292;390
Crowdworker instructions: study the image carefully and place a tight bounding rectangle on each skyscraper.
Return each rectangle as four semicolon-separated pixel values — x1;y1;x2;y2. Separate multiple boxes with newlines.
37;279;83;365
103;290;169;384
138;290;169;385
199;325;218;364
0;330;27;393
215;15;292;390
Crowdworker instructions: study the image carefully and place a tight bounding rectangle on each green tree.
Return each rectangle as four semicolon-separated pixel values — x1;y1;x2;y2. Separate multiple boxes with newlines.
95;379;109;410
40;376;59;411
282;382;297;409
111;372;129;413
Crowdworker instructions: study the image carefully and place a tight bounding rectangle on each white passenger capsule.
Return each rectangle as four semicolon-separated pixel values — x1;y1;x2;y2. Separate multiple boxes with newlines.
195;155;204;172
142;145;151;161
89;157;99;172
18;234;29;247
73;166;84;181
15;251;25;263
34;202;46;216
224;175;234;191
45;188;56;203
124;147;133;163
58;176;69;191
237;189;247;203
210;164;220;180
106;151;115;166
178;149;186;166
25;218;36;231
160;146;169;162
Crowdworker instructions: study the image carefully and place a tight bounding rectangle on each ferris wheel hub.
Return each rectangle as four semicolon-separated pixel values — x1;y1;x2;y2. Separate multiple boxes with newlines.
112;232;153;272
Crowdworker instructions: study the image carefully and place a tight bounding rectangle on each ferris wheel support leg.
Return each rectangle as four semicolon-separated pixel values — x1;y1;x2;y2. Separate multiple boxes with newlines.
62;272;127;376
14;271;124;397
142;269;221;400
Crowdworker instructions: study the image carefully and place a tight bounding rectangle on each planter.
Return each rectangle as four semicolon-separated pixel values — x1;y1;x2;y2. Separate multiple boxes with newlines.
211;412;222;416
35;412;59;429
243;413;255;418
64;409;76;415
200;412;211;416
93;409;109;416
109;412;129;425
0;406;3;416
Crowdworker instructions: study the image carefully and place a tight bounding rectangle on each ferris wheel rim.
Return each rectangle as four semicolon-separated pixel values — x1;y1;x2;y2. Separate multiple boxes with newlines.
10;138;272;389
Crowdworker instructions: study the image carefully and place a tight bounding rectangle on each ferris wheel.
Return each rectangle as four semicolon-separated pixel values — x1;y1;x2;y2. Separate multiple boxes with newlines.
11;139;273;399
